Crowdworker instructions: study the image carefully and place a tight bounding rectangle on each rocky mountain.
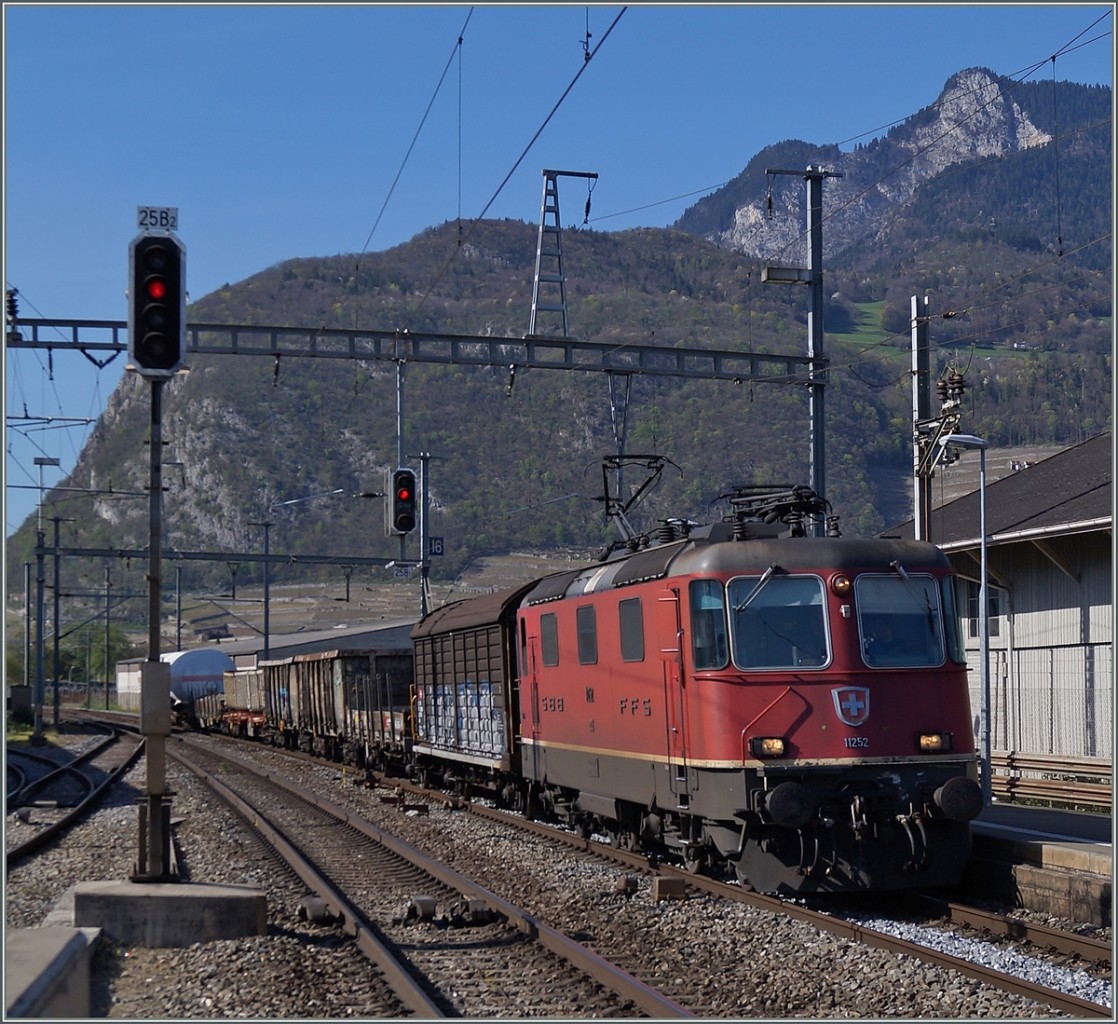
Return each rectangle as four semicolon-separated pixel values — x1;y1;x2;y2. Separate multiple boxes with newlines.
677;69;1055;260
6;68;1111;629
674;67;1097;259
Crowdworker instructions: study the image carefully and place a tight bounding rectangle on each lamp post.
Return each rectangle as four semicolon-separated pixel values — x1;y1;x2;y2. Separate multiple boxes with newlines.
248;521;272;661
259;488;344;660
31;456;60;743
938;433;991;806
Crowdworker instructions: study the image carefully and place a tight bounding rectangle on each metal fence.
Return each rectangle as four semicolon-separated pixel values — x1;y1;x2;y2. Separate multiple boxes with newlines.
968;643;1113;760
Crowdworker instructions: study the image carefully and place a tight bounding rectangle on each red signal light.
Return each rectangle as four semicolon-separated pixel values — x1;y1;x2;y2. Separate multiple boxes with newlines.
391;468;417;534
129;234;185;376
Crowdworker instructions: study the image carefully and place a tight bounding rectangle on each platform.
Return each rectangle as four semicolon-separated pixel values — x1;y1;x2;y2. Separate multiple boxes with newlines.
5;927;100;1019
6;880;267;1018
966;802;1112;925
70;879;268;946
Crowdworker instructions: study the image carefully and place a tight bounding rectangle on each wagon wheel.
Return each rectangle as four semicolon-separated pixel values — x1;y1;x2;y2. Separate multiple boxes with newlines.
682;845;709;874
732;860;755;891
608;827;640;851
523;785;542;821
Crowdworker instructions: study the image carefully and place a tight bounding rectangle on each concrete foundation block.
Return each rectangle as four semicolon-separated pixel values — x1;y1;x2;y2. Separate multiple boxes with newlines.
72;880;267;947
652;876;687;902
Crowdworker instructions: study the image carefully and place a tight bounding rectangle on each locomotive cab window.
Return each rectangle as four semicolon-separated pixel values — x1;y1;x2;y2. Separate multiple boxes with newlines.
856;573;945;668
618;597;645;662
728;575;828;670
684;581;728;666
690;579;728;669
576;605;598;665
941;576;967;664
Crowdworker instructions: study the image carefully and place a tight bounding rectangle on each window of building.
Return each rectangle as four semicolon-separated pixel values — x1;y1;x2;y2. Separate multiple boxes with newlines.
966;581;1001;639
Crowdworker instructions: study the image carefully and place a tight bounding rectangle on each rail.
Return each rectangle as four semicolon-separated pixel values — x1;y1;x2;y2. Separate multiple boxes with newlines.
990;752;1112;809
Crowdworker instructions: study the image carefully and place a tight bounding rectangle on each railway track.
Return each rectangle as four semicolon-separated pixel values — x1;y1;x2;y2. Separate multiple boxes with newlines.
179;732;1110;1018
906;892;1112;968
171;735;692;1018
58;714;1109;1016
453;795;1112;1019
5;726;145;870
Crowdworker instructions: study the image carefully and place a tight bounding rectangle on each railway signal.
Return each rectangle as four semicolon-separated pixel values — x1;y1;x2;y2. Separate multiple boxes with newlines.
128;233;186;377
391;468;418;534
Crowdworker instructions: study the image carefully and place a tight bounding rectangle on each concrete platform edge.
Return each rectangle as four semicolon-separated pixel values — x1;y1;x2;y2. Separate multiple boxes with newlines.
72;879;268;947
5;926;100;1019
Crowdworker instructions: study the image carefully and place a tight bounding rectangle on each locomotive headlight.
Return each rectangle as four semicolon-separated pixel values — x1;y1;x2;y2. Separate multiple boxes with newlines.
830;573;852;596
750;736;787;758
917;732;953;752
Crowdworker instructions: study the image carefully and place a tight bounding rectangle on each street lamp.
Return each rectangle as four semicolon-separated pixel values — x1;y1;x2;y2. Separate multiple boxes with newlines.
33;456;60;530
31;457;60;743
248;521;272;661
256;488;344;660
938;433;991;806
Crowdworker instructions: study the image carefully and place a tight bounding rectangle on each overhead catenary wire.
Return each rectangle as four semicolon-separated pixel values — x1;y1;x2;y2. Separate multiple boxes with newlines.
1050;57;1064;257
585;12;1110;258
350;8;475;327
355;8;474;260
6;10;1110;538
408;7;628;321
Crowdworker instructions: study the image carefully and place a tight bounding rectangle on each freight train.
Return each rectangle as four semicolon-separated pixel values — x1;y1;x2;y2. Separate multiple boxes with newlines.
201;484;983;895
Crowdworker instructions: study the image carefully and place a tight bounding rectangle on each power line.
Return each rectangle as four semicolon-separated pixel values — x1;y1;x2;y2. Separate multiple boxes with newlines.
408;7;628;320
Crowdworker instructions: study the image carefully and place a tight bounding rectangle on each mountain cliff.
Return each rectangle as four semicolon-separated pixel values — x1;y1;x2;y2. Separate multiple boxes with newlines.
677;69;1056;260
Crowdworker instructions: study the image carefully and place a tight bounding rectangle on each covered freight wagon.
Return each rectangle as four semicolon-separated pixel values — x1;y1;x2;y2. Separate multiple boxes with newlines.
410;581;538;791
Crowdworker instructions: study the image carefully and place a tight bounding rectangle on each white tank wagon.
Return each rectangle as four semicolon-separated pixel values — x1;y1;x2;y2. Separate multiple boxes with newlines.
115;649;234;713
163;649;235;705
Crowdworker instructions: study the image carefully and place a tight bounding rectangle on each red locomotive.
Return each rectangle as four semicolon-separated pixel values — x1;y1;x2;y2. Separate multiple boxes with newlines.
411;484;983;894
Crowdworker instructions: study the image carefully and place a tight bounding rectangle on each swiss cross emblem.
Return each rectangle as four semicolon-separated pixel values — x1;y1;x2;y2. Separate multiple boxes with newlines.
832;687;870;727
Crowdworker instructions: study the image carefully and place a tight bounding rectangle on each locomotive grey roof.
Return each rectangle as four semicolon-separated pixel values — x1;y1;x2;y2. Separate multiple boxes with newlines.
669;536;950;577
523;567;588;605
611;538;689;586
887;431;1112;548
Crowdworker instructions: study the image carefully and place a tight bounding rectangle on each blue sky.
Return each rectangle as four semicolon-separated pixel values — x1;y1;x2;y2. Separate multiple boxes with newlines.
4;3;1113;537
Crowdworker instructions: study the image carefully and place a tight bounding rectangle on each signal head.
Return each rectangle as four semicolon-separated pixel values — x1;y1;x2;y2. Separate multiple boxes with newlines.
128;233;186;377
391;468;418;534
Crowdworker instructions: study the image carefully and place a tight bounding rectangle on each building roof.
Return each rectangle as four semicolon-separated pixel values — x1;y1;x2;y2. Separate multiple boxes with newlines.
197;617;417;659
886;431;1112;551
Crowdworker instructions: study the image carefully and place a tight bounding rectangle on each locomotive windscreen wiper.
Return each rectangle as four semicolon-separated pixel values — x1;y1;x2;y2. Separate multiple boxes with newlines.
890;561;938;638
733;564;778;612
